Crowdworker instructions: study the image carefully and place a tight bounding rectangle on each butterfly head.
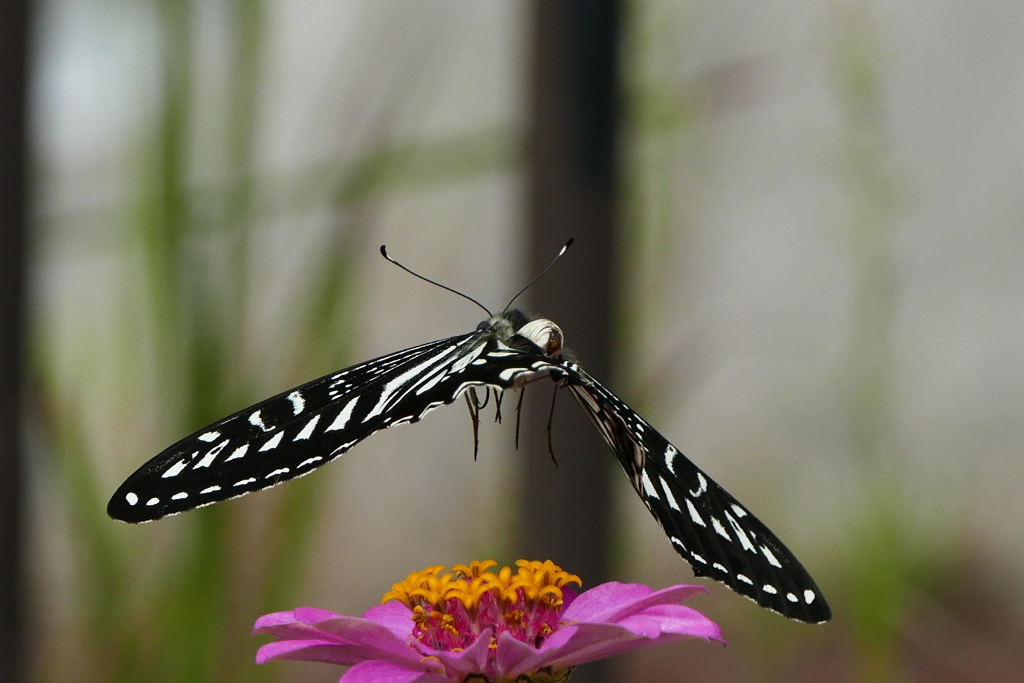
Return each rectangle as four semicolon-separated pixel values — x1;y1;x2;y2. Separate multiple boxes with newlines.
480;309;565;359
515;318;563;357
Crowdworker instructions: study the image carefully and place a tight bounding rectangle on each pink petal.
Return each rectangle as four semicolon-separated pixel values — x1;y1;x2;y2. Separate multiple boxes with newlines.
416;627;495;679
495;624;635;677
257;639;366;666
294;606;344;622
341;660;452;683
493;631;568;678
361;602;418;638
253;609;425;669
254;609;345;638
254;619;354;646
543;623;671;670
616;604;723;640
562;582;709;624
499;619;717;678
493;584;724;679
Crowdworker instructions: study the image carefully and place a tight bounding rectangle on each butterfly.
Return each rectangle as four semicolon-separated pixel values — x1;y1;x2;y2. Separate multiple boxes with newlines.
107;242;831;623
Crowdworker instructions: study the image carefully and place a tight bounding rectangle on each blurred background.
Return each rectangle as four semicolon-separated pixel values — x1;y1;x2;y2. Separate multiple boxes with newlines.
5;0;1024;681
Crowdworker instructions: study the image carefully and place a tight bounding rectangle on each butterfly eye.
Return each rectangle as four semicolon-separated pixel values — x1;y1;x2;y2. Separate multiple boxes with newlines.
516;319;563;357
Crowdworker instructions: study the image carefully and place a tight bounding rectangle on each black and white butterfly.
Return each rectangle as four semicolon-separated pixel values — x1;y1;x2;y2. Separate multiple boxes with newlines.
108;244;831;624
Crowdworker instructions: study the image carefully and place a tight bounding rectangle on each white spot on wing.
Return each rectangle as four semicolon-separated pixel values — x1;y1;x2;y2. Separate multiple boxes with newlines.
225;444;249;461
198;431;220;442
233;478;256;487
641;470;659;500
125;492;138;506
329;439;358;456
686;499;706;527
415;344;485;396
249;410;271;432
712;562;728;573
265;467;290;479
449;341;487;374
786;593;798;603
146;497;159;506
804;590;815;604
724;511;756;552
660;477;680;511
691;552;707;564
326;397;359;432
193;448;220;469
366;342;473;419
162;460;188;478
411;370;450;396
298;456;323;469
711;516;731;541
171;492;188;501
498;367;523;383
730;504;747;518
287;391;305;415
737;574;753;585
763;584;778;595
259;432;284;452
293;415;321;441
665;445;678;474
200;485;221;494
689;472;707;497
761;545;783;569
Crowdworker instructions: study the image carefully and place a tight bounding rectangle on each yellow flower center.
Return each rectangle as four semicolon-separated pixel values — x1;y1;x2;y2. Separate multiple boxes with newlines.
382;559;581;616
380;559;582;656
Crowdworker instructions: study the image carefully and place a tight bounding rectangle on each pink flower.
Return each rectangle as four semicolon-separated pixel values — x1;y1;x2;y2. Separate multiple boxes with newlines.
254;559;724;682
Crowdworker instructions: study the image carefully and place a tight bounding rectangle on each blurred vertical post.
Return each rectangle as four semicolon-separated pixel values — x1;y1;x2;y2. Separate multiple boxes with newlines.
0;0;30;680
523;2;620;680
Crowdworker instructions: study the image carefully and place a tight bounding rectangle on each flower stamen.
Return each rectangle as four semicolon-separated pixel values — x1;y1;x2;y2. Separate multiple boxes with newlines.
382;559;582;655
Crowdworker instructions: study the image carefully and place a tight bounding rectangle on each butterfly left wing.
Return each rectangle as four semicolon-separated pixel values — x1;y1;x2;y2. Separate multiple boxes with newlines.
560;362;831;624
108;332;494;522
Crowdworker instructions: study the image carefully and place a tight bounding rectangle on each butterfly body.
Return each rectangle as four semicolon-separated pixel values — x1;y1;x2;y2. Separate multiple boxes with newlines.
108;308;831;623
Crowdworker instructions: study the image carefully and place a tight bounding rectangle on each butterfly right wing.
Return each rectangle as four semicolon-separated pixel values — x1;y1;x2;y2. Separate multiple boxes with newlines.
107;332;488;523
561;362;831;623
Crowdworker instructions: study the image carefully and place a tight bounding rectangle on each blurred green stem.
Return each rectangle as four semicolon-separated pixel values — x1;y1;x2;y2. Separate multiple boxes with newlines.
830;6;914;682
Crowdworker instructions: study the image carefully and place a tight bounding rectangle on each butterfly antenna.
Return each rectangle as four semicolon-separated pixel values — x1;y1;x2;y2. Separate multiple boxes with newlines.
381;245;491;316
502;238;575;312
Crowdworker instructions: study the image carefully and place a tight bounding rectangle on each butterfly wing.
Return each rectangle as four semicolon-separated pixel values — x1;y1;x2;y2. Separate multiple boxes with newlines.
108;332;494;522
107;306;831;623
561;363;831;623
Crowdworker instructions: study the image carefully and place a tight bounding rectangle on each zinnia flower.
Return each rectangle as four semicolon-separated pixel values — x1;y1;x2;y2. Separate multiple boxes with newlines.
254;559;724;682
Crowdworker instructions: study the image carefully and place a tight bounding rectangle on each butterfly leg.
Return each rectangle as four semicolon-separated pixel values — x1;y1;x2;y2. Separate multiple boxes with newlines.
493;390;504;424
514;389;525;451
465;389;482;461
545;384;559;468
